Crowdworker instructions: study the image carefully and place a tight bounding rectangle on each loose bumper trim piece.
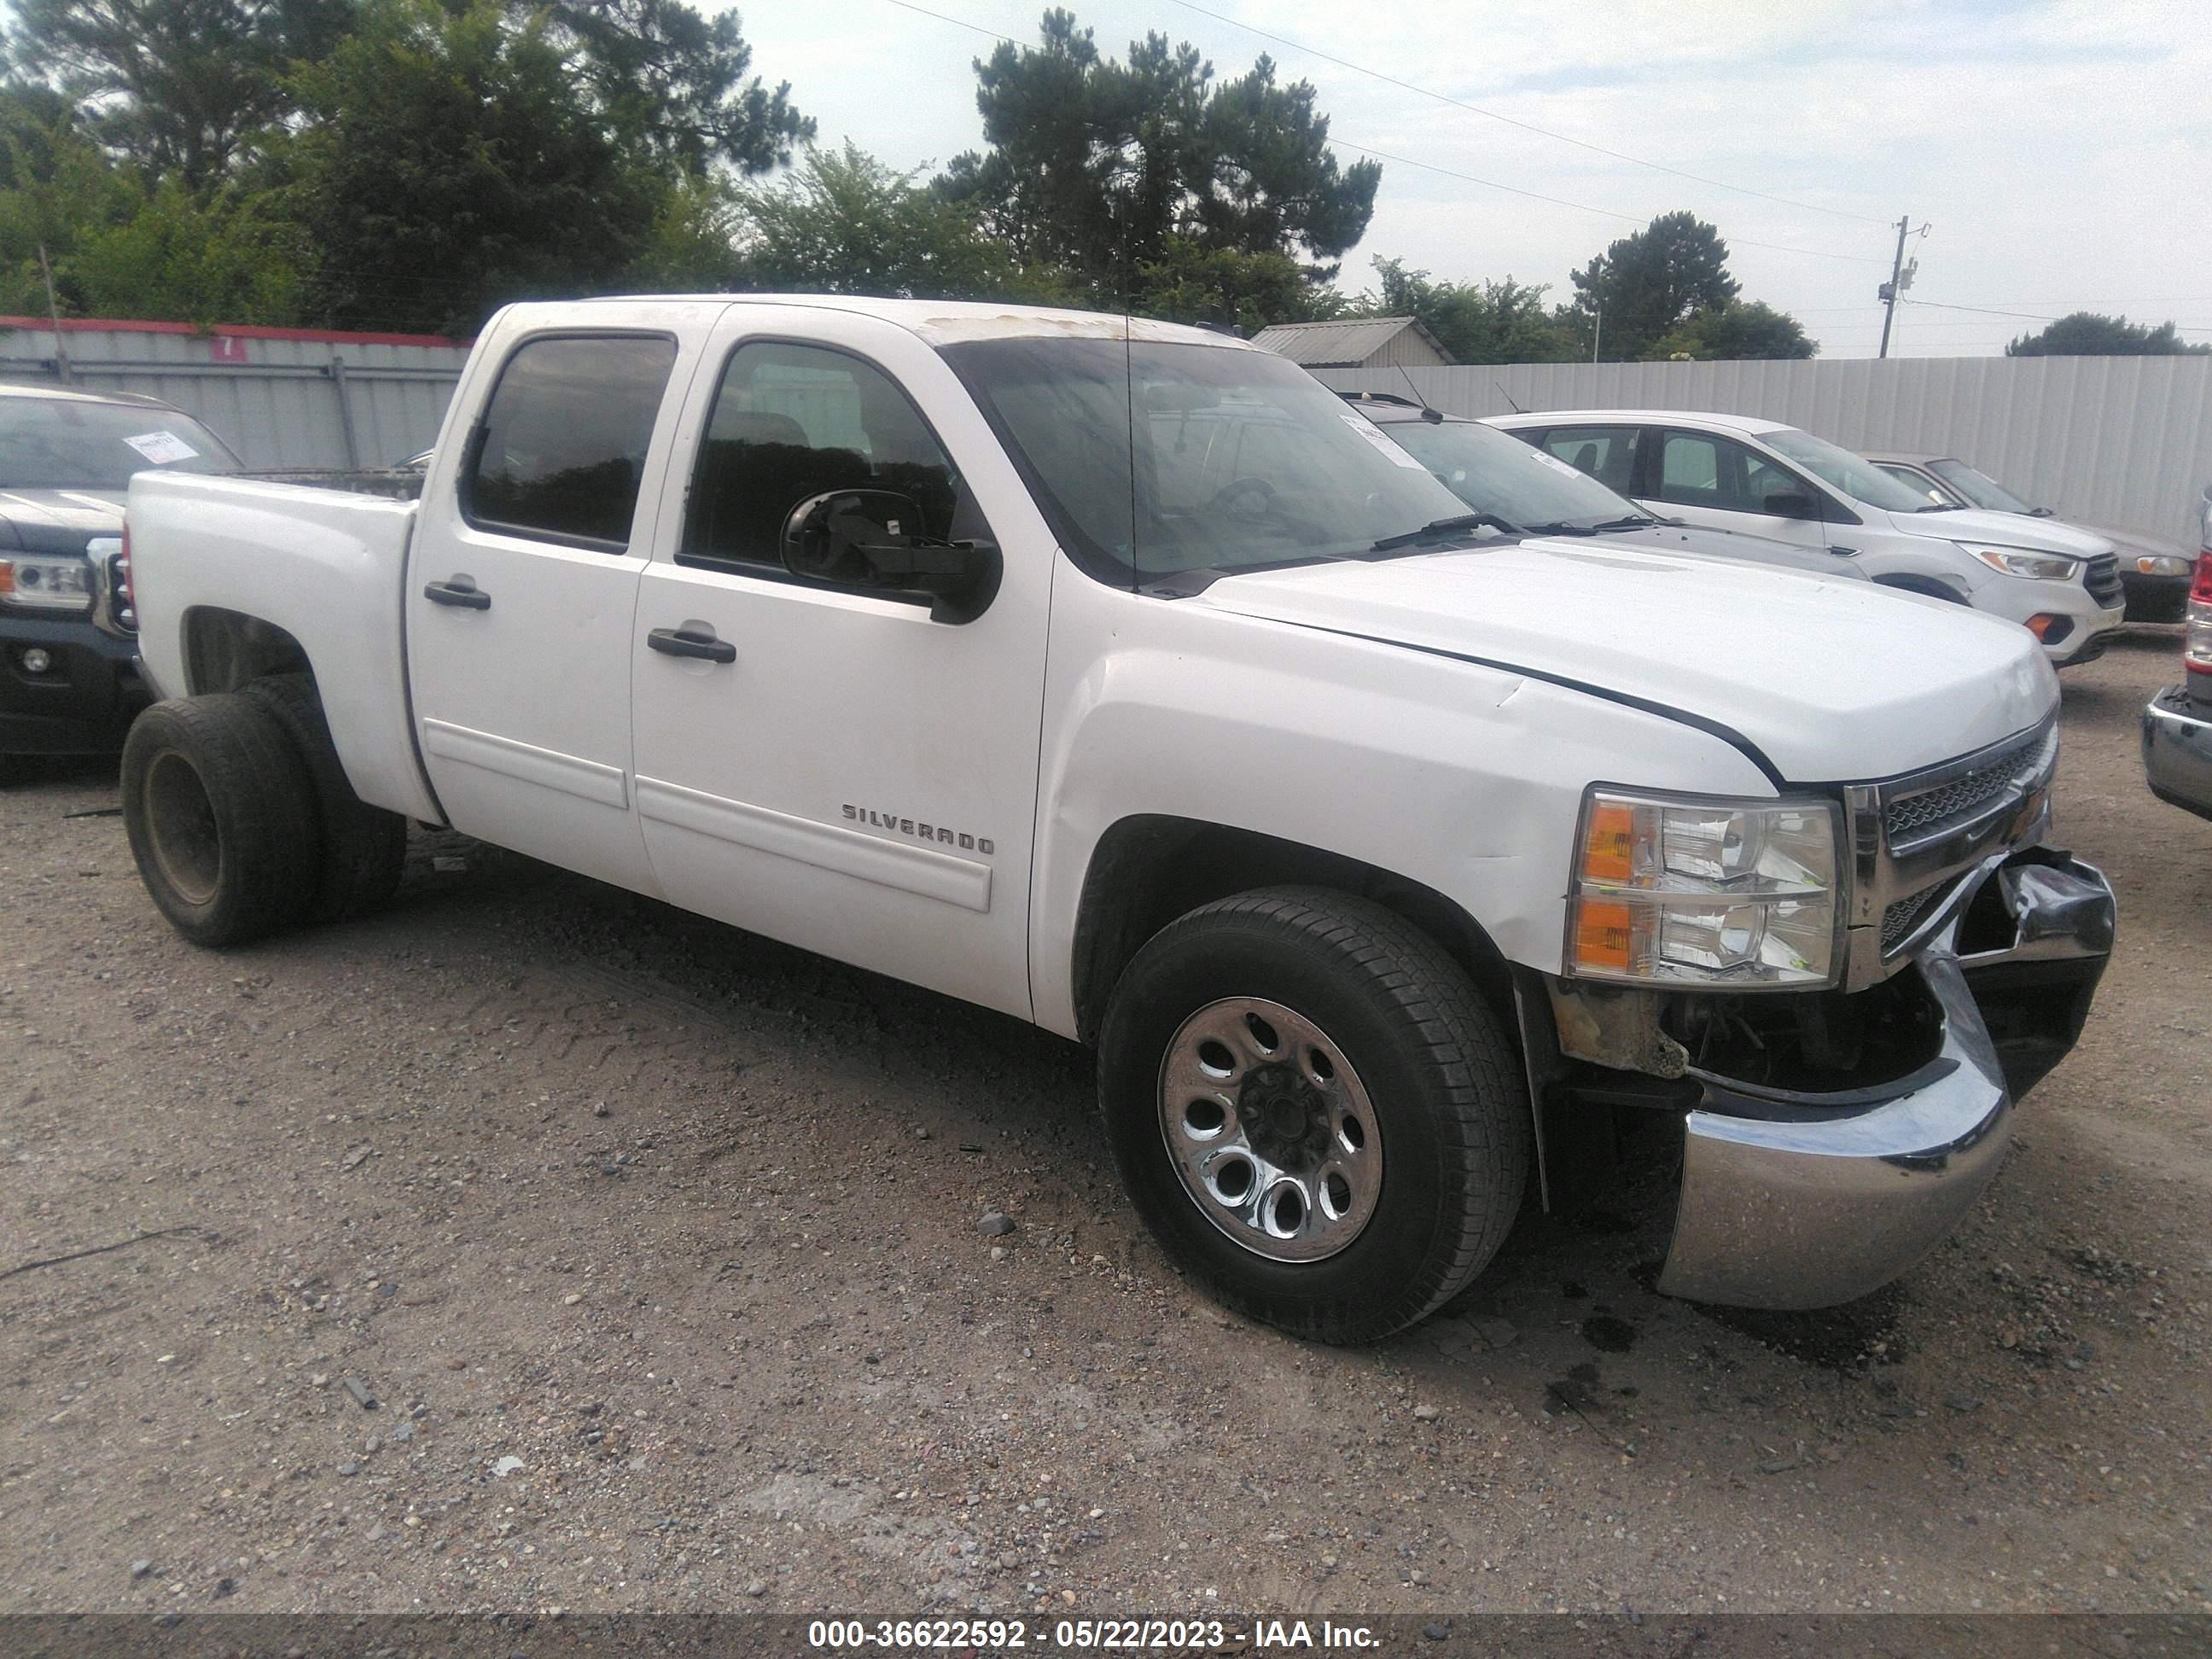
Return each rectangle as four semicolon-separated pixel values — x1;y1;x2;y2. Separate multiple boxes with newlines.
2142;684;2212;823
1657;848;2113;1310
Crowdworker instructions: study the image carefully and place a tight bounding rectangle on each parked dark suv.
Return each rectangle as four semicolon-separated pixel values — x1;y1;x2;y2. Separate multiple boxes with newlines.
0;383;241;777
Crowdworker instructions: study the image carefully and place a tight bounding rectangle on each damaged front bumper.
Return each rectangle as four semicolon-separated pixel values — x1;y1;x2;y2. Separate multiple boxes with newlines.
1656;848;2113;1309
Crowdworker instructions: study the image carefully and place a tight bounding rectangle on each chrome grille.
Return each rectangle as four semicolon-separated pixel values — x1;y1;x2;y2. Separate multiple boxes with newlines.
2084;553;2123;608
1882;726;2051;847
1881;880;1952;954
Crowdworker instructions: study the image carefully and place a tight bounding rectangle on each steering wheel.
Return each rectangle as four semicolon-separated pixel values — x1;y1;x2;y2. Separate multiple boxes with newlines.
1207;476;1279;515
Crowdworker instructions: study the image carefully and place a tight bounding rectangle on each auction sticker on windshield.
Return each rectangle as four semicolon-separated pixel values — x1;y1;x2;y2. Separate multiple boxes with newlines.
1337;412;1427;468
124;430;201;464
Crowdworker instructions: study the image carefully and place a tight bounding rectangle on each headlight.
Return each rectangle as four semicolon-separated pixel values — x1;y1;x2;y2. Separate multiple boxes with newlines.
1567;789;1842;989
1959;543;2081;581
2137;554;2192;577
0;554;95;613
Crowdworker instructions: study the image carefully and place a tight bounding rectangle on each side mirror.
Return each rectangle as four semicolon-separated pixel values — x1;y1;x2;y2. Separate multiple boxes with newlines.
779;489;999;621
1763;489;1820;521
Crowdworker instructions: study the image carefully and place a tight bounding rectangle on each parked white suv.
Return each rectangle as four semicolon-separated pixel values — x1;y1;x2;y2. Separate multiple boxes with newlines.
1489;410;2127;666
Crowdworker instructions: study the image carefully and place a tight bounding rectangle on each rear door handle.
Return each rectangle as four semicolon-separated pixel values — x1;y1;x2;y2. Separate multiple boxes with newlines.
424;578;491;610
647;626;736;665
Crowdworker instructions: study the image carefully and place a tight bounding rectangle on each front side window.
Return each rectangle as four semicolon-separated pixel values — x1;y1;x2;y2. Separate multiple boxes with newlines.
466;334;676;549
943;337;1470;583
683;341;964;570
1655;431;1803;515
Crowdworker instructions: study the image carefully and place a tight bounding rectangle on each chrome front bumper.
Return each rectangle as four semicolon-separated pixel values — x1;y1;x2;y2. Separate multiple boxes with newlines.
2143;684;2212;822
1658;848;2114;1310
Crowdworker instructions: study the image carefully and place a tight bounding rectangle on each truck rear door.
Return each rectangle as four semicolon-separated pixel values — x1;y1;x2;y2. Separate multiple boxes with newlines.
405;318;700;893
627;306;1049;1019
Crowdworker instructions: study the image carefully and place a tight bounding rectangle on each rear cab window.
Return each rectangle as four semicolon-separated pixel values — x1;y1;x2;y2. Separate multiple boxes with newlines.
463;334;678;550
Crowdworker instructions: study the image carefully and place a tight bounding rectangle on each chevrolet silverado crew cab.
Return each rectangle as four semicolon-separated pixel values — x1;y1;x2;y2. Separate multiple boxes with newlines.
119;297;2116;1342
1490;410;2127;666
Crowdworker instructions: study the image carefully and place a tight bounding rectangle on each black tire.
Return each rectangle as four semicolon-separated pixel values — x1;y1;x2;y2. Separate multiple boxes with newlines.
242;673;407;922
121;694;319;946
1098;887;1530;1343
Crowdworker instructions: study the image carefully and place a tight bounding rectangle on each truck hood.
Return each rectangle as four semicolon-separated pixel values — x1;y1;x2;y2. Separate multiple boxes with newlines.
0;487;125;554
1888;505;2112;557
1197;540;2056;783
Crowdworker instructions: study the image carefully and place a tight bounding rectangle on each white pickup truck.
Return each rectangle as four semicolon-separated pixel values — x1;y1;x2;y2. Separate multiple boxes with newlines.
118;296;2116;1342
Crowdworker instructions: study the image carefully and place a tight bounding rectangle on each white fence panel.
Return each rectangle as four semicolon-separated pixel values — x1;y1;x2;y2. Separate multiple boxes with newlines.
1319;355;2212;550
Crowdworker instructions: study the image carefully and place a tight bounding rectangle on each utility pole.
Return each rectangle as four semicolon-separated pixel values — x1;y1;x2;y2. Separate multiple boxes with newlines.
1592;306;1603;364
1877;215;1916;359
38;243;73;385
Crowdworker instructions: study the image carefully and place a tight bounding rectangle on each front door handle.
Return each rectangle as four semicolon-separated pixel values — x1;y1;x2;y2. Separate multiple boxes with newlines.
424;578;491;610
647;626;736;665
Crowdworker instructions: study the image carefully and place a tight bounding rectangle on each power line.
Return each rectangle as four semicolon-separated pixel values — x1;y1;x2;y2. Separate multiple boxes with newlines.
1165;0;1892;228
1902;297;2212;335
879;0;1888;266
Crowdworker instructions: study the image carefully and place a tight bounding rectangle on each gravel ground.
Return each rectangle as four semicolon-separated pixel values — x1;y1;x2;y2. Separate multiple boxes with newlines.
1;629;2207;1620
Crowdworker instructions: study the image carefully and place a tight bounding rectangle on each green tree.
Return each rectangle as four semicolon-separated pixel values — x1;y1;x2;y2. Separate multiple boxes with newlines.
2005;311;2211;357
1350;257;1581;363
1136;237;1343;334
936;9;1377;306
282;0;666;335
729;141;1062;302
1649;299;1817;361
7;0;358;185
1567;210;1739;362
73;172;311;323
544;0;812;177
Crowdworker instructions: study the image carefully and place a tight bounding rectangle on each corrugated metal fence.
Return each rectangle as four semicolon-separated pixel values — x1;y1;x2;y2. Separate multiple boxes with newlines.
0;317;470;470
1318;354;2212;550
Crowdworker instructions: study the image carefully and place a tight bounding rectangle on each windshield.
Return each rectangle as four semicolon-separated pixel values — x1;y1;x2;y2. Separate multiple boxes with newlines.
941;338;1472;581
0;396;239;490
1382;418;1646;528
1761;427;1931;515
1929;457;2036;515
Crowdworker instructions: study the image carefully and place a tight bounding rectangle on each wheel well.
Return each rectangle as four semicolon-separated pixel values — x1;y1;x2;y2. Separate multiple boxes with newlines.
1069;815;1516;1045
1873;573;1970;604
182;608;311;695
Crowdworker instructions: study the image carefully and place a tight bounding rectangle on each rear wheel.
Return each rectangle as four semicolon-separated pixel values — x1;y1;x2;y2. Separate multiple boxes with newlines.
121;695;317;946
243;673;407;922
1099;887;1529;1343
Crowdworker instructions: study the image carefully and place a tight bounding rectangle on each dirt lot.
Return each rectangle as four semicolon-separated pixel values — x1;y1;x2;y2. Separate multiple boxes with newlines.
2;630;2208;1620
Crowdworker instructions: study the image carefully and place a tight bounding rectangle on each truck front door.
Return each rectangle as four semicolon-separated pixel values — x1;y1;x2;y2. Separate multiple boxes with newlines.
405;324;694;894
628;309;1049;1019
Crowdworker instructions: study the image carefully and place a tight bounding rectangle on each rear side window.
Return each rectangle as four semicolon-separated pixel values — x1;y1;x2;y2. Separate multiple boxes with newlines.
682;341;964;571
466;334;677;550
1538;426;1639;495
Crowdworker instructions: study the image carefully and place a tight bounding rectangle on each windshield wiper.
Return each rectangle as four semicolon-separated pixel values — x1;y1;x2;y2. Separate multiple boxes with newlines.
1914;503;1964;512
1584;515;1664;533
1516;519;1601;537
1368;513;1515;552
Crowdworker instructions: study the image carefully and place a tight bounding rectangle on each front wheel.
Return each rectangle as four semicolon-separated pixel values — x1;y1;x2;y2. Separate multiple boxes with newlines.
1098;888;1530;1343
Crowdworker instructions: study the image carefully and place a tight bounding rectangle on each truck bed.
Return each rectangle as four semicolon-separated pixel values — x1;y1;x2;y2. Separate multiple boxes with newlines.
125;470;442;823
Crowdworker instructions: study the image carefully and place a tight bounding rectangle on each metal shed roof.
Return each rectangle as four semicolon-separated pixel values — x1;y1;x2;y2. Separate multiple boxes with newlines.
1249;316;1452;367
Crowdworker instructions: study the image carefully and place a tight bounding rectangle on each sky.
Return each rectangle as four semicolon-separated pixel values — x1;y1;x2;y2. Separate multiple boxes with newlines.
734;0;2212;358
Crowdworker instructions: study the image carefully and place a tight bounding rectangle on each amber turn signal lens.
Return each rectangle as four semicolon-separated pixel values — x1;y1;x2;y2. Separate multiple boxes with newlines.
1581;800;1636;882
1574;899;1636;972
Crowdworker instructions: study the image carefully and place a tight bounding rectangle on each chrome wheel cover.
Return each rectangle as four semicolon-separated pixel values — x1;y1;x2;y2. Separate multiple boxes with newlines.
1157;996;1382;1263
